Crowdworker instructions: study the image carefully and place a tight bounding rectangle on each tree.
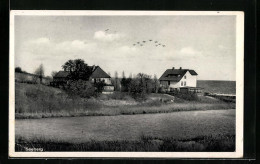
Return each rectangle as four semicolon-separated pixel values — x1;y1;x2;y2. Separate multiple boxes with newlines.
128;78;146;100
114;71;119;91
129;73;132;79
51;71;58;78
153;74;160;93
121;77;132;92
65;80;95;98
136;73;153;93
94;81;106;93
122;71;125;78
34;64;44;84
62;59;92;80
15;67;22;73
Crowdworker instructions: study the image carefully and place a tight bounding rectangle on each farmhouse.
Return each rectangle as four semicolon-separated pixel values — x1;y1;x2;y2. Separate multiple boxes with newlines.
159;67;202;93
52;65;114;93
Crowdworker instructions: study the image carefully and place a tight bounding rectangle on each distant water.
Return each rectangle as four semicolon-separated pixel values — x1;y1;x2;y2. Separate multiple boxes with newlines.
197;80;236;94
16;110;235;143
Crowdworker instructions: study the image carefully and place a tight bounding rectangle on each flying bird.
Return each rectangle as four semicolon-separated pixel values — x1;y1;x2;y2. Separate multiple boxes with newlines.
158;43;161;45
149;39;152;41
137;42;140;44
162;45;166;47
133;44;136;46
105;29;109;31
155;41;158;43
143;41;146;43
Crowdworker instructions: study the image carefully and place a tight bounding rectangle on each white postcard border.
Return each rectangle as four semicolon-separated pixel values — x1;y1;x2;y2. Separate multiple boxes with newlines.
9;10;244;158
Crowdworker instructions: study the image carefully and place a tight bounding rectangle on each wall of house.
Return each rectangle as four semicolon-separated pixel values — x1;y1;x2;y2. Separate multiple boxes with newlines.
169;81;181;88
178;71;197;88
104;85;114;91
160;71;197;89
91;78;112;85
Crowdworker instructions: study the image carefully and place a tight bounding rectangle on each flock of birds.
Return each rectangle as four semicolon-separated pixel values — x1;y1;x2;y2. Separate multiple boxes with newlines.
132;39;166;48
104;28;117;34
103;29;166;48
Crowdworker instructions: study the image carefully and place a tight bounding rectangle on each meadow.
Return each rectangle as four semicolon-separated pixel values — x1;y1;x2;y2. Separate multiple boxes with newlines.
15;110;235;152
15;82;235;119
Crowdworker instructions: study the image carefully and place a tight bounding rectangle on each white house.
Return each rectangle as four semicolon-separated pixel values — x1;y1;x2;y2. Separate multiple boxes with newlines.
159;67;199;92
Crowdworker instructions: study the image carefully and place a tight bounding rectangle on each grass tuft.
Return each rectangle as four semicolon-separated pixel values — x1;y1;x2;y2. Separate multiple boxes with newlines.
15;134;235;152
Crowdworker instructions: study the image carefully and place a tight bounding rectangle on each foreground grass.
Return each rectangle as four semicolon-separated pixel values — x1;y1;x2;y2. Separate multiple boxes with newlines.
15;102;235;119
15;134;235;152
15;83;235;119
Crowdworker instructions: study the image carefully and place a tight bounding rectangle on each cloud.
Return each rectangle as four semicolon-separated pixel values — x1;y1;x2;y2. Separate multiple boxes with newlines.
23;38;97;57
93;31;125;42
34;37;50;44
54;40;97;54
179;47;202;55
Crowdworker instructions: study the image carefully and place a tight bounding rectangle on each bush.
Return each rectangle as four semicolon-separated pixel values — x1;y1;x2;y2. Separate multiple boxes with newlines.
15;67;23;73
121;77;132;92
174;92;200;101
94;81;106;93
65;80;96;98
128;79;147;101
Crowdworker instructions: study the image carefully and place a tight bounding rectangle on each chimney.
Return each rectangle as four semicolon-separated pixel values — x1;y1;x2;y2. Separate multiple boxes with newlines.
172;67;175;70
180;67;182;70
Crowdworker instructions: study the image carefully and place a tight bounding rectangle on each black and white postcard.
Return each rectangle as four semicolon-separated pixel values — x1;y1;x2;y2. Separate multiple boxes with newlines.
9;10;244;158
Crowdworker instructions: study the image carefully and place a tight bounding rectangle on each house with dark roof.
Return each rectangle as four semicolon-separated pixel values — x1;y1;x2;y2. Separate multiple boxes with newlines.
159;67;199;92
52;65;114;93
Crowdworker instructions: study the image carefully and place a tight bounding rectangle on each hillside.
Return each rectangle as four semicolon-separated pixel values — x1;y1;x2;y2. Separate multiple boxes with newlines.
15;83;102;117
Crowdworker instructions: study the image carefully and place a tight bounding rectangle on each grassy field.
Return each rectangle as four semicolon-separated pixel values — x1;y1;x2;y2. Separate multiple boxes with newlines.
15;134;235;152
15;109;235;143
15;82;235;119
197;80;236;94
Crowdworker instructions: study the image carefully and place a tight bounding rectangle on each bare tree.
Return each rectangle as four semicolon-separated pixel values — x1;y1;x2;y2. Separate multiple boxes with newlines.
35;64;44;84
153;74;159;93
114;71;118;91
122;71;125;78
136;73;152;93
129;72;132;79
51;71;58;78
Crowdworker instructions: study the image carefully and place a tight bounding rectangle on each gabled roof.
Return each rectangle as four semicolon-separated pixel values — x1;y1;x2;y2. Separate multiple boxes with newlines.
54;66;111;79
90;66;111;78
159;68;198;82
188;70;198;75
54;71;70;78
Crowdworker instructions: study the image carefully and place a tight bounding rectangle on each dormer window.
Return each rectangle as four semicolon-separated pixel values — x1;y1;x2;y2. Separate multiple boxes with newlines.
184;75;186;79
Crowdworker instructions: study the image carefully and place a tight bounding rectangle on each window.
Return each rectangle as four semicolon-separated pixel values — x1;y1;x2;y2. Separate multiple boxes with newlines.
168;81;170;85
184;81;186;86
181;81;183;86
184;76;186;79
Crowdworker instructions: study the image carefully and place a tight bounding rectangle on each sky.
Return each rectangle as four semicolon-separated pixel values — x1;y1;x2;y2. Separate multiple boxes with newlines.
14;15;236;80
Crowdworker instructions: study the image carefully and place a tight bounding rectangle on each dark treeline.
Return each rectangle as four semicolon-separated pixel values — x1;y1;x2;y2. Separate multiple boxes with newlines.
111;72;160;100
